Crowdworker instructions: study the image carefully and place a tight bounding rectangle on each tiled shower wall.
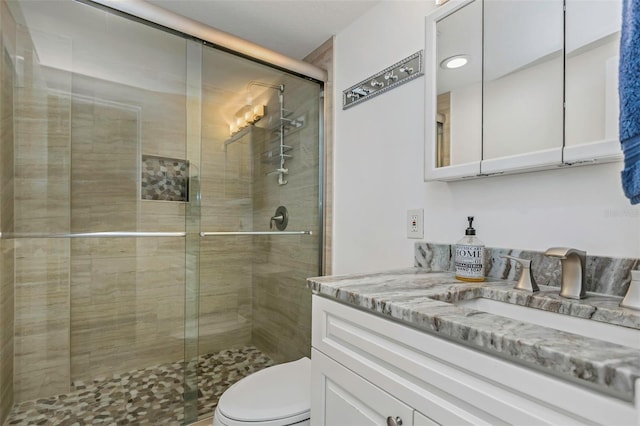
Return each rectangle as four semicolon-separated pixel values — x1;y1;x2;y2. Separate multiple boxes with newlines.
68;76;188;382
197;71;254;355
8;6;322;409
199;47;322;364
196;47;323;362
0;1;16;423
250;75;321;364
10;24;191;402
245;41;330;364
13;39;72;401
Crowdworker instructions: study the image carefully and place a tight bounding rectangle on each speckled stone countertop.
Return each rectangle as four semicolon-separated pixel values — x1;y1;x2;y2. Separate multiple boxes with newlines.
307;268;640;402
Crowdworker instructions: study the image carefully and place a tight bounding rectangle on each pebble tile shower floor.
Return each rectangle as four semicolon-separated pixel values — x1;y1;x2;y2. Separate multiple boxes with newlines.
6;346;274;425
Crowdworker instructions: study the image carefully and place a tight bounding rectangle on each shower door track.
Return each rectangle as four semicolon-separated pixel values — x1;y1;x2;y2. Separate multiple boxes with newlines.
200;231;312;236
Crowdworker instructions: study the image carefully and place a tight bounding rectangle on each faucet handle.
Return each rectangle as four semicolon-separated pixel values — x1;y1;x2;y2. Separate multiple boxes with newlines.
620;270;640;311
502;255;539;293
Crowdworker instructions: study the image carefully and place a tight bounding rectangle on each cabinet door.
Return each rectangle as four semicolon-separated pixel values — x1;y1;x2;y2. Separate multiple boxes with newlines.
311;349;413;426
563;0;623;164
414;411;440;426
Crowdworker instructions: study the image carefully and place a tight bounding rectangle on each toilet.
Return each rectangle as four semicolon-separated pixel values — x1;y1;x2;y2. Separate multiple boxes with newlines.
212;357;311;426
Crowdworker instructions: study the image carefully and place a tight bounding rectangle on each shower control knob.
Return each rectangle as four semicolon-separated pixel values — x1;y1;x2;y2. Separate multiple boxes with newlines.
386;416;403;426
270;206;289;231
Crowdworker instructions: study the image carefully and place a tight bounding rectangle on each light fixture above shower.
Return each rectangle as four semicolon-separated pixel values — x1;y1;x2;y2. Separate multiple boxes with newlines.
229;104;266;136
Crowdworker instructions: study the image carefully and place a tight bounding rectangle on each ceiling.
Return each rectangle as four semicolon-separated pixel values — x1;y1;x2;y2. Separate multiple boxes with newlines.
146;0;381;59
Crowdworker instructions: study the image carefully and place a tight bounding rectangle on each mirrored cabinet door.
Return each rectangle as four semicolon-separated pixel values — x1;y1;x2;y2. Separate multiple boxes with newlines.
425;0;482;180
481;0;564;174
564;0;623;163
424;0;623;182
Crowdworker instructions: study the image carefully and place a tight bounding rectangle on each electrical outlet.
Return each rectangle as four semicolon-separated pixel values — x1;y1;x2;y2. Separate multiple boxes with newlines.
407;209;424;239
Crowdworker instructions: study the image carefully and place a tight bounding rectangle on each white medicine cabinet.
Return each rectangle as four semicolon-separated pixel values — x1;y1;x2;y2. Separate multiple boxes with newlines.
425;0;623;181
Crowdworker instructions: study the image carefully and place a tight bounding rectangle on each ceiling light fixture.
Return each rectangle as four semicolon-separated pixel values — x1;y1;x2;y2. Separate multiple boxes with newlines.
440;55;469;69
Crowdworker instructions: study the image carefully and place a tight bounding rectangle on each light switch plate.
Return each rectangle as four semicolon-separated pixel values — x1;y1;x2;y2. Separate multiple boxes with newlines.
407;209;424;239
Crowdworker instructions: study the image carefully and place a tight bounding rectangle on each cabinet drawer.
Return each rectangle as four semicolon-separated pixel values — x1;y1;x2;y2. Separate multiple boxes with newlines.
312;349;414;426
312;295;637;425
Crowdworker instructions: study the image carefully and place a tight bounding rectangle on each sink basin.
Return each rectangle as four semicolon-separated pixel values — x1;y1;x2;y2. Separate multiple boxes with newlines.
455;297;640;350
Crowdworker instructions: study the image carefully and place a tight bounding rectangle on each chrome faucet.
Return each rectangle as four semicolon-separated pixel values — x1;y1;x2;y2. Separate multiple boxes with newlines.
544;247;587;299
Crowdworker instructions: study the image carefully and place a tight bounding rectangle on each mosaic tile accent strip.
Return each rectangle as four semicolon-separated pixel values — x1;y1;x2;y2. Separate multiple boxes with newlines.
6;346;274;426
141;155;189;202
415;242;640;297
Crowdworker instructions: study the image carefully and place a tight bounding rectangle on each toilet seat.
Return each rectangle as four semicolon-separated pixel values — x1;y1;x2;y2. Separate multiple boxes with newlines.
213;357;311;426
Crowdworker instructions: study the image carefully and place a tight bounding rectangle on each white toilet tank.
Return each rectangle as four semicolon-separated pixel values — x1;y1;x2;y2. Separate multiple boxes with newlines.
213;357;311;426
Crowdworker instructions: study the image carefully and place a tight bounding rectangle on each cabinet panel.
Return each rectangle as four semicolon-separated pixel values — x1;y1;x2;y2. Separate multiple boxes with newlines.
425;0;482;181
564;0;623;164
312;349;413;426
312;295;637;426
414;411;440;426
482;0;564;162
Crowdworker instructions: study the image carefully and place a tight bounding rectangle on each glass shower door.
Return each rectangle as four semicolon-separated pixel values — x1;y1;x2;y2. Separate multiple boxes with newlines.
194;44;322;420
7;0;323;423
9;1;201;424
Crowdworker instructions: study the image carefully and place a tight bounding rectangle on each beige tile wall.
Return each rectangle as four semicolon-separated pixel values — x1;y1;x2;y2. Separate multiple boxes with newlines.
67;80;188;382
0;0;16;422
13;49;190;398
198;47;323;364
12;20;73;402
67;93;139;378
14;238;71;400
197;75;254;355
70;237;186;381
250;75;321;364
9;16;326;409
0;0;14;234
0;239;14;425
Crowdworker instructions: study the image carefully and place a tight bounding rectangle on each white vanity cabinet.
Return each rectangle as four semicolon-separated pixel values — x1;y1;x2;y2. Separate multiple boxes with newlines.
312;350;415;426
310;295;639;426
313;349;438;426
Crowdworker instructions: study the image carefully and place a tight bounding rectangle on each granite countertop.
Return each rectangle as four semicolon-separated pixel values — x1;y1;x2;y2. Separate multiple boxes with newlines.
307;268;640;402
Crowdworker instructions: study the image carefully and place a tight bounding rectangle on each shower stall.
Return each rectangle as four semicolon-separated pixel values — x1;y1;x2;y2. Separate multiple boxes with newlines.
0;0;323;424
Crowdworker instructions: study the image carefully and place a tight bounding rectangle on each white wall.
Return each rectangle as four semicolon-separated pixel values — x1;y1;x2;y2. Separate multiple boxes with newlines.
332;1;640;275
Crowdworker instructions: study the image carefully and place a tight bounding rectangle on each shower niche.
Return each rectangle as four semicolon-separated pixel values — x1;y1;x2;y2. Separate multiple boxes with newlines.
141;155;189;202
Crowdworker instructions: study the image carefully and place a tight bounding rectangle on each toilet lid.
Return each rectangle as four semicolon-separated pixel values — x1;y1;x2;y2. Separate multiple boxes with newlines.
218;357;311;423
